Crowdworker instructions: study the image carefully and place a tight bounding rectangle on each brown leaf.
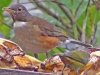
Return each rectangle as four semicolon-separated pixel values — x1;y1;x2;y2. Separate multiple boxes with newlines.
80;51;100;75
40;56;78;75
0;38;25;62
0;54;42;71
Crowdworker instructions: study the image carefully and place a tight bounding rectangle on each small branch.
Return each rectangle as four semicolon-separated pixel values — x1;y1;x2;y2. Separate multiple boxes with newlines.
50;0;72;12
56;1;73;24
58;5;73;24
29;0;71;28
81;0;90;43
77;25;82;36
74;0;84;17
81;17;87;43
88;24;96;44
88;1;98;44
0;19;12;29
21;0;66;6
86;0;90;15
21;0;71;11
50;0;66;6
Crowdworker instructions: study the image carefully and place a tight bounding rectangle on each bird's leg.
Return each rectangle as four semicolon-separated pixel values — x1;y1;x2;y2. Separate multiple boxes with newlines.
61;64;66;75
46;51;50;58
34;53;38;58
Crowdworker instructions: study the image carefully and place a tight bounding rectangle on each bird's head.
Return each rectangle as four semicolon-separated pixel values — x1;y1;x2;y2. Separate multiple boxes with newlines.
3;4;31;22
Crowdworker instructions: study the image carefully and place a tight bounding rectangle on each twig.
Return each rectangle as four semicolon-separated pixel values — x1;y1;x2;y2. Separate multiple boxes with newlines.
88;24;97;44
74;0;84;18
93;23;97;42
74;0;84;38
50;0;66;6
52;0;72;13
86;0;90;15
29;0;71;29
81;0;90;43
56;0;73;24
21;0;66;6
76;25;82;37
50;0;72;13
0;19;12;29
88;8;98;44
53;0;73;22
81;16;87;42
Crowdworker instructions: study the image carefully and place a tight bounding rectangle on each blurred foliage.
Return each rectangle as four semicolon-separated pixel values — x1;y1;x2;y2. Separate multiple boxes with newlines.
0;0;12;19
0;0;12;38
1;0;100;60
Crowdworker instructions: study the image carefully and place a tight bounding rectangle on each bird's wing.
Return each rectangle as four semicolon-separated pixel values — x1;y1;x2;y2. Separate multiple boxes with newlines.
31;16;67;41
38;23;67;41
39;24;64;36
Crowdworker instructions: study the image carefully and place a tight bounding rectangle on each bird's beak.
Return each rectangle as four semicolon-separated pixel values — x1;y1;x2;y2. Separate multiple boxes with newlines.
2;7;15;13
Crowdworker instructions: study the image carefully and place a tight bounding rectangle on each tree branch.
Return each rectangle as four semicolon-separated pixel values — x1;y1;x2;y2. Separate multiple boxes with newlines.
88;24;97;45
21;0;66;6
74;0;84;18
81;17;87;43
50;0;73;24
77;25;82;37
85;0;90;15
56;1;73;24
29;0;71;29
50;0;66;6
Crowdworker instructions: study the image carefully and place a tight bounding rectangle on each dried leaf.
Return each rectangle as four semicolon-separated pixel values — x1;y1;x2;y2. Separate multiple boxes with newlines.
40;56;78;75
0;38;25;62
0;54;42;71
80;51;100;75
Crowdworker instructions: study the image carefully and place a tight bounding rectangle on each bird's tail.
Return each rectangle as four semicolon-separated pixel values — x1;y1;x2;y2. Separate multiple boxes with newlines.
65;38;92;48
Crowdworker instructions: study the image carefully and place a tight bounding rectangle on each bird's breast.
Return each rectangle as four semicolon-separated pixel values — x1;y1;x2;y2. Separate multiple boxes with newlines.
13;21;39;43
14;21;26;28
13;22;59;53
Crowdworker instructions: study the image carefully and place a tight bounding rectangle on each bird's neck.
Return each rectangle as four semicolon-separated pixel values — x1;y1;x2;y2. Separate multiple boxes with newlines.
11;12;32;22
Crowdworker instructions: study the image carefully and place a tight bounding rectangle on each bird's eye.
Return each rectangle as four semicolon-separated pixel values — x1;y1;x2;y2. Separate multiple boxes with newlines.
17;8;22;11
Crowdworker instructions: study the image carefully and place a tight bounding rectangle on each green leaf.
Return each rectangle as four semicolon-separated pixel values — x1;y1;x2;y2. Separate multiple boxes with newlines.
86;5;100;37
75;0;89;19
0;0;12;37
73;24;78;39
0;0;12;19
95;21;100;46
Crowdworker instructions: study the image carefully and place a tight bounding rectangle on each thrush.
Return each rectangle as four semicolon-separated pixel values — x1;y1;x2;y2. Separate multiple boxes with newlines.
3;4;92;58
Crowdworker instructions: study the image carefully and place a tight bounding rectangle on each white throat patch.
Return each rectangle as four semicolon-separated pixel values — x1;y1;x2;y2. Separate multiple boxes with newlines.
14;21;26;28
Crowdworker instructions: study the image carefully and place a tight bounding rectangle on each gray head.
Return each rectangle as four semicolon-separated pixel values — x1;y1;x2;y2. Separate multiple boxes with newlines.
3;4;32;22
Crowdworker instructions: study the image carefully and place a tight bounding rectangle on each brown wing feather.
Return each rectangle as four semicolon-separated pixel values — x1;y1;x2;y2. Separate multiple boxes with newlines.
30;16;67;41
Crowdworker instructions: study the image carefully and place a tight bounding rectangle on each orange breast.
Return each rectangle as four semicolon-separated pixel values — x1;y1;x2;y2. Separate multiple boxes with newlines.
14;24;60;53
39;35;59;51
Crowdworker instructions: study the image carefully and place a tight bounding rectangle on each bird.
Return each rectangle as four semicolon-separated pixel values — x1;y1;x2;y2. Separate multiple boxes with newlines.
3;4;92;58
53;50;90;75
